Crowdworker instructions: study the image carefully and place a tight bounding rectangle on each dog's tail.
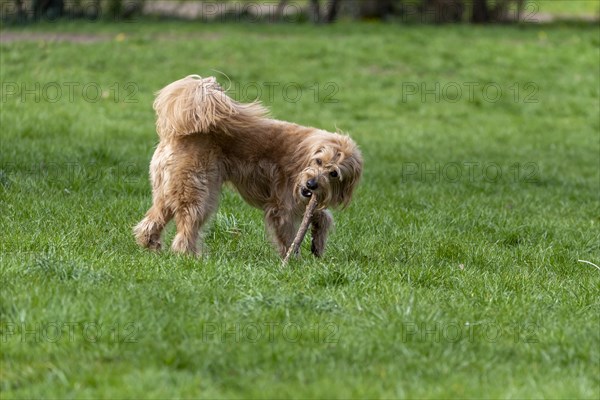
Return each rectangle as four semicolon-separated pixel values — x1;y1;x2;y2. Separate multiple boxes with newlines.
153;75;268;139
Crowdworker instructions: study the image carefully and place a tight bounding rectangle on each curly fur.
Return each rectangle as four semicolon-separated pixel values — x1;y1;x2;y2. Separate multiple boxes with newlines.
134;75;363;257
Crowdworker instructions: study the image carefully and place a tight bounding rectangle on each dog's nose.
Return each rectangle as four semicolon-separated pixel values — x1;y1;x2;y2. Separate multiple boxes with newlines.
306;179;318;190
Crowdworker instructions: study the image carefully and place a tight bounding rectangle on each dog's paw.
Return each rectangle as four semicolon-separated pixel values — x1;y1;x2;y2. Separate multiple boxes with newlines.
311;241;324;257
147;237;162;251
135;233;162;251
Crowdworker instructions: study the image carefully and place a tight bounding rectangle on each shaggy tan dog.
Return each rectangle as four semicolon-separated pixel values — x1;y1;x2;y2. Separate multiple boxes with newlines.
134;75;363;258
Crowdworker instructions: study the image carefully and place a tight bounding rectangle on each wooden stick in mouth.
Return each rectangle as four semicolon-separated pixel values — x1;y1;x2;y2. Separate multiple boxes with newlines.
282;195;318;265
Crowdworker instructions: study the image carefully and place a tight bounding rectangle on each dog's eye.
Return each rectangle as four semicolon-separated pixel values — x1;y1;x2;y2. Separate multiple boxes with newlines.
329;170;338;178
315;159;322;166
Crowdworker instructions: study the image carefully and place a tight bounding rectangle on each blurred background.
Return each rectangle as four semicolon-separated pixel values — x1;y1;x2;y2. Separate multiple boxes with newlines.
2;0;599;24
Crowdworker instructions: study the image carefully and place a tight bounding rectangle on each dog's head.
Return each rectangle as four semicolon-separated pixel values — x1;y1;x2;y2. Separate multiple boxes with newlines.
294;131;363;209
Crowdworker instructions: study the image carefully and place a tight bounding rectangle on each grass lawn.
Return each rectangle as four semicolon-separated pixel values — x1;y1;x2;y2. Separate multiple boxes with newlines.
534;0;600;16
1;19;599;398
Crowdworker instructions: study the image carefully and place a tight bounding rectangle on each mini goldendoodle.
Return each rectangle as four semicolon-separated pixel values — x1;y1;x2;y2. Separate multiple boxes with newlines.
134;75;363;258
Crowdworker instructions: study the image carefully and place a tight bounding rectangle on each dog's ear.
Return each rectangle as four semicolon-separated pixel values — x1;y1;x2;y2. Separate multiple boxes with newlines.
337;139;363;208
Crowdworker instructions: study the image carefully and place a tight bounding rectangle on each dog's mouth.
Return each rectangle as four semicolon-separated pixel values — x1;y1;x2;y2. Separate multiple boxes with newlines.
300;187;313;198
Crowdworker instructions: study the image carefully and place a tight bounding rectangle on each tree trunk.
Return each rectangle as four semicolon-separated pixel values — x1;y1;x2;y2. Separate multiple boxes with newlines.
276;0;288;21
324;0;341;23
422;0;464;23
491;0;525;22
471;0;489;23
309;0;321;22
14;0;26;21
33;0;64;20
359;0;395;20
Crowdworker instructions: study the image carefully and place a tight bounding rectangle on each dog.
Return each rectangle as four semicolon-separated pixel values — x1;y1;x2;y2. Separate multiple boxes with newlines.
134;75;363;258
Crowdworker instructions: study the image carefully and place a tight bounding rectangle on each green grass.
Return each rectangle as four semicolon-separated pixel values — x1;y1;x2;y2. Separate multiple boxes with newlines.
534;0;600;16
1;20;599;398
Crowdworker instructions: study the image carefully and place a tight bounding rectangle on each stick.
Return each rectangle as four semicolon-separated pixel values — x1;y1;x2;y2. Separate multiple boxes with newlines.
282;195;318;265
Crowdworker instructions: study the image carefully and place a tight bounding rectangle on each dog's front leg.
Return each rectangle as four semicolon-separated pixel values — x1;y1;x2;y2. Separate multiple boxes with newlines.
265;208;297;258
310;209;333;257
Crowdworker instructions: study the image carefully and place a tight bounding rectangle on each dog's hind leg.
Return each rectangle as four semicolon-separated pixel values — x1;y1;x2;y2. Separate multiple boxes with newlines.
171;170;222;255
134;144;174;251
134;199;173;251
310;209;333;257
